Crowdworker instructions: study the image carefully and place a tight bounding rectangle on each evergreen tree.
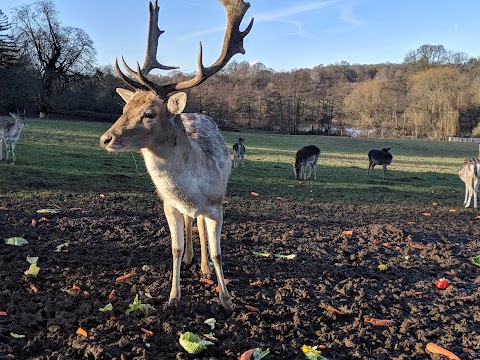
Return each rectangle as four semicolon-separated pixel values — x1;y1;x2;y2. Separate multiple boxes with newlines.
0;10;18;67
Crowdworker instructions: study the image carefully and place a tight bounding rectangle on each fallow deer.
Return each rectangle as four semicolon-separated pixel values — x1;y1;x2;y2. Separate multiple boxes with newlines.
0;110;27;164
459;157;480;209
368;148;393;179
100;0;253;309
232;137;245;168
293;145;320;181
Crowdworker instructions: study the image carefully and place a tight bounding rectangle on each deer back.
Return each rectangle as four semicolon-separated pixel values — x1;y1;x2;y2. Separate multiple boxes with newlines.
368;148;392;165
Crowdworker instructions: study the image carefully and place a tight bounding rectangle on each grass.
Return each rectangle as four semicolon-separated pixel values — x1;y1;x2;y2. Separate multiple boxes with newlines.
0;118;477;208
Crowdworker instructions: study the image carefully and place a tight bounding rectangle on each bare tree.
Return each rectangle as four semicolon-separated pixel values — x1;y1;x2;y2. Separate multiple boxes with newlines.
11;0;96;117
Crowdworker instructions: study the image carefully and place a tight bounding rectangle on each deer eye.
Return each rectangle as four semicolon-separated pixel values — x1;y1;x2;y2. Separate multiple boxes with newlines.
144;111;156;119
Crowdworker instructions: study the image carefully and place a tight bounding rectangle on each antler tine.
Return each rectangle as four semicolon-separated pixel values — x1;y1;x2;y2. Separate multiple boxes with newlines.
172;0;254;92
114;58;148;91
142;0;178;75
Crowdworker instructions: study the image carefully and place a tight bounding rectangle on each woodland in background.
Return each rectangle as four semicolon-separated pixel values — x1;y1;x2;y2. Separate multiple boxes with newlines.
1;2;480;139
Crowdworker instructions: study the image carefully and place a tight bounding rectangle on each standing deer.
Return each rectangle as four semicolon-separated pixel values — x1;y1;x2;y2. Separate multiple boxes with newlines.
232;137;245;168
459;157;480;209
100;0;253;308
368;148;393;179
0;110;27;164
293;145;320;181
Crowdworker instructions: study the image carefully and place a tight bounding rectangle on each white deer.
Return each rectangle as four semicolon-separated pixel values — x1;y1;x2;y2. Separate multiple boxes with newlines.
293;145;320;181
100;0;253;308
459;157;480;209
0;110;27;164
232;137;245;168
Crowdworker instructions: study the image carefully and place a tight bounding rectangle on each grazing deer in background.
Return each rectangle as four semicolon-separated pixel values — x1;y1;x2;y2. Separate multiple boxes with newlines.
100;0;253;308
459;157;480;209
0;110;27;164
293;145;320;181
232;137;245;168
368;148;393;179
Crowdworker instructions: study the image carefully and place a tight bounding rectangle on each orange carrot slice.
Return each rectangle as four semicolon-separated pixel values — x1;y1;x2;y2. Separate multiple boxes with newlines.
364;316;395;326
239;349;254;360
409;242;424;249
249;280;262;287
265;219;276;223
115;273;135;282
425;342;460;360
448;209;457;213
200;278;214;285
30;283;38;293
342;230;353;236
422;212;431;216
215;278;231;292
326;305;342;314
76;327;87;337
0;311;7;316
250;192;260;197
140;328;154;336
108;290;116;300
72;285;80;291
245;305;258;312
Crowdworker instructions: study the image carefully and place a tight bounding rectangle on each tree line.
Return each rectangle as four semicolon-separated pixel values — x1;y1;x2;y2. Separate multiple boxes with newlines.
1;1;480;139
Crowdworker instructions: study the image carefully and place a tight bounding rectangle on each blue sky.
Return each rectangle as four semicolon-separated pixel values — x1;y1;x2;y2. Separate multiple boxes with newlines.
4;0;480;73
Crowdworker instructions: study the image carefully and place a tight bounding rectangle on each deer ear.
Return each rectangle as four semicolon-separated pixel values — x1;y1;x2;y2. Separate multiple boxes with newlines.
116;88;135;103
167;92;187;115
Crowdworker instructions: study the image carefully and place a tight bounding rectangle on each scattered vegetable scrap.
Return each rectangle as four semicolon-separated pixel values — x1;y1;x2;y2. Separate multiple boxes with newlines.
275;196;286;201
445;270;455;276
72;285;80;291
192;226;198;232
422;212;431;216
179;332;213;355
140;328;154;336
76;327;87;337
274;253;296;259
245;305;259;312
4;237;29;246
0;311;7;316
239;348;270;360
407;221;415;225
265;219;276;223
249;280;262;287
99;303;113;312
250;192;260;197
301;344;328;359
363;316;395;327
252;251;271;257
434;278;450;289
215;278;231;292
29;283;38;293
448;209;457;213
199;278;214;285
108;290;116;300
378;264;388;271
471;255;480;267
342;230;353;236
425;342;460;360
115;273;135;282
10;332;25;339
382;242;391;247
404;291;422;297
36;208;60;214
204;318;216;330
326;305;342;315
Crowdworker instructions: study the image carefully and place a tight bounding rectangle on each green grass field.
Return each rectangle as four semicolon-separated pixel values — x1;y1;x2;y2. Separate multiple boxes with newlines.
0;118;477;208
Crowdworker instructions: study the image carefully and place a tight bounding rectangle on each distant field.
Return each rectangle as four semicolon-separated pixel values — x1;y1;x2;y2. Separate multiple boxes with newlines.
0;118;477;207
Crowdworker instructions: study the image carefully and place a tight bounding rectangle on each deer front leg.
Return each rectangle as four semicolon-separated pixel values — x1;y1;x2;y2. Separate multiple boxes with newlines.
183;215;194;265
382;164;387;179
204;212;232;308
163;204;185;307
197;215;211;277
465;182;474;208
463;182;469;206
473;179;479;209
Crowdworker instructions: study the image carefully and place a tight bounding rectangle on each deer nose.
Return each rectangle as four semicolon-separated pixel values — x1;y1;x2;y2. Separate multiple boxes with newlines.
100;133;112;148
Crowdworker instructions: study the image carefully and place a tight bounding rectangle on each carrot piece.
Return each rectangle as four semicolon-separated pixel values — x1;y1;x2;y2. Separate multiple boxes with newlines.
0;311;7;316
326;305;342;314
239;349;254;360
140;327;154;336
250;192;260;197
422;212;431;216
382;242;391;247
448;209;457;213
30;283;38;293
76;327;87;337
409;242;425;249
199;278;214;285
72;285;80;291
364;316;395;326
108;289;116;300
342;230;353;236
115;273;135;282
265;219;276;223
191;226;198;232
249;280;262;287
404;291;416;297
215;278;231;292
425;342;460;360
245;305;259;312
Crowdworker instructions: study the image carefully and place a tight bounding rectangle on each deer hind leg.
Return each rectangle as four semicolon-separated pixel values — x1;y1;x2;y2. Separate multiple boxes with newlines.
197;215;211;277
463;181;469;206
233;154;238;168
0;139;3;161
204;213;232;308
183;215;194;265
163;204;185;307
465;179;474;208
474;177;479;209
383;164;387;179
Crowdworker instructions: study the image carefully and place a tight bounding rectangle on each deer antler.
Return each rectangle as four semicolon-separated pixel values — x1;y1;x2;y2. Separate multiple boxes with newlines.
115;0;254;98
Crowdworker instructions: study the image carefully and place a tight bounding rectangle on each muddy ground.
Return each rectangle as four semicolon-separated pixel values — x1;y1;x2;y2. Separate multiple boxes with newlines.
1;190;480;359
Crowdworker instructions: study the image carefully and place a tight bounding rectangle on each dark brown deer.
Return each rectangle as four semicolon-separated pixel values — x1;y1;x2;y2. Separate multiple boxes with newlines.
293;145;320;181
459;157;480;209
232;137;245;168
368;148;393;179
0;110;27;164
100;0;253;308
